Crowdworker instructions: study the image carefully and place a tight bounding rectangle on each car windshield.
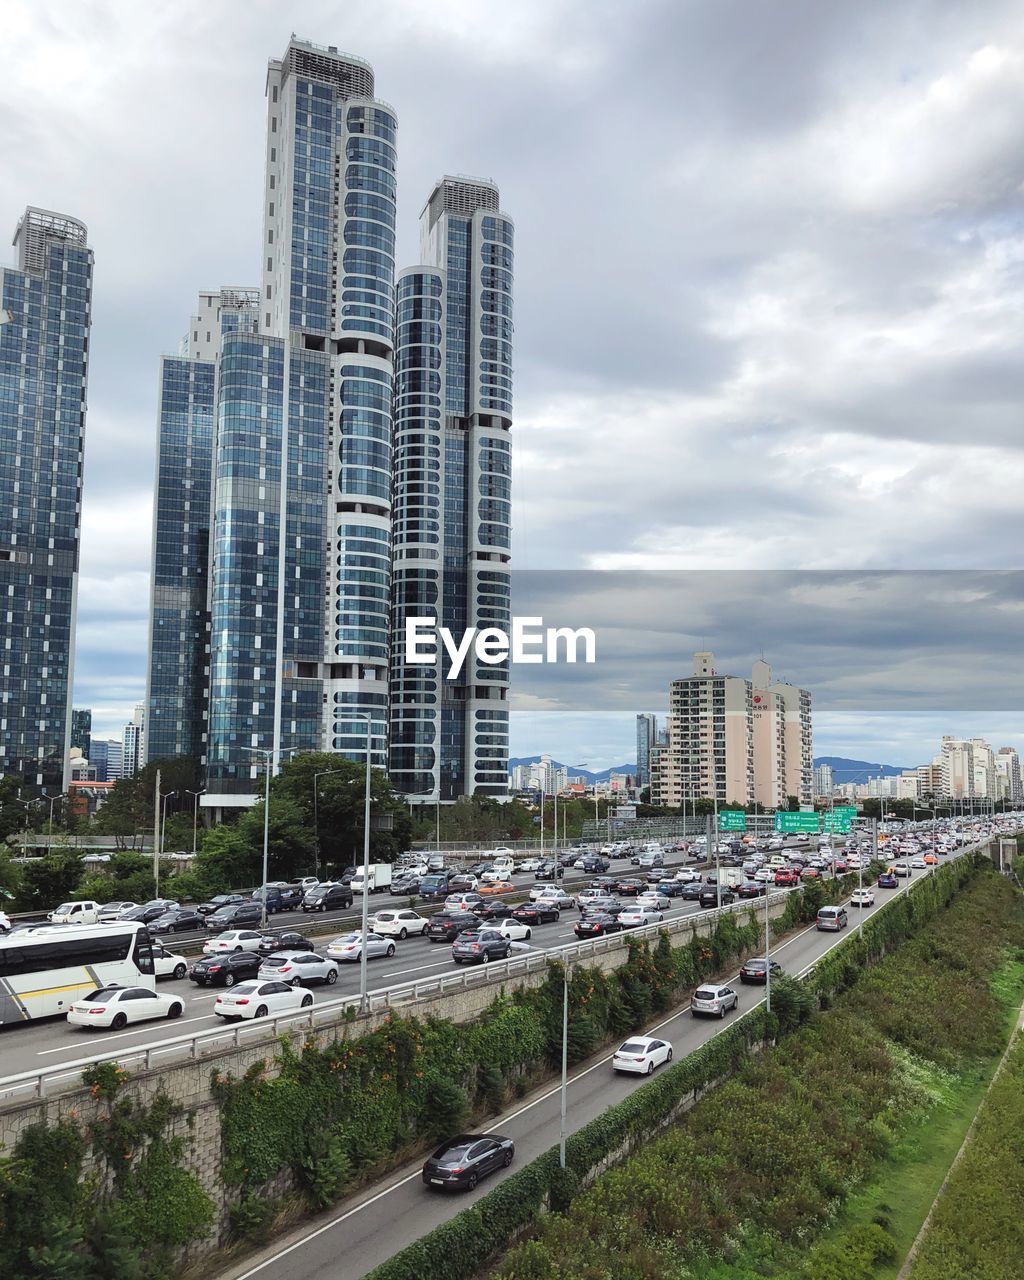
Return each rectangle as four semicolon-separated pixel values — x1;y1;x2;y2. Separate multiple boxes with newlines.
435;1142;474;1163
694;988;717;1000
55;903;75;913
745;960;766;970
83;987;122;1001
618;1041;648;1053
229;983;258;994
335;934;360;945
260;957;288;966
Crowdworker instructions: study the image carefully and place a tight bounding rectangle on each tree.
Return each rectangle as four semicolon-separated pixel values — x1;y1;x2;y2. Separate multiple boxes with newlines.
90;756;199;844
787;795;801;811
15;850;84;912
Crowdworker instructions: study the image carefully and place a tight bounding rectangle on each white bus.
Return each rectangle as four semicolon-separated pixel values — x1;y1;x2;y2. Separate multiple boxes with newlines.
0;922;156;1024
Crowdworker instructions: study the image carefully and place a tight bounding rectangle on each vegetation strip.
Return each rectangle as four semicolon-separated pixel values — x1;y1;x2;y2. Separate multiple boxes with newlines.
903;1002;1024;1280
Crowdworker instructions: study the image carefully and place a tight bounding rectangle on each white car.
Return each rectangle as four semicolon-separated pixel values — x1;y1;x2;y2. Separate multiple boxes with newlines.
97;900;139;922
369;908;429;938
492;917;533;941
257;951;339;986
202;929;264;955
479;870;510;885
753;868;774;883
910;857;927;869
518;858;542;873
674;868;700;884
635;892;670;912
150;942;189;980
611;1035;673;1075
214;979;312;1020
619;906;663;927
492;847;514;858
326;931;396;962
850;889;876;907
289;877;320;892
67;985;184;1029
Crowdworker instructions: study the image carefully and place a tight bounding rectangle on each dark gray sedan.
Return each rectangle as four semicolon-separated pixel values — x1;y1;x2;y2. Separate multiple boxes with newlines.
422;1133;514;1191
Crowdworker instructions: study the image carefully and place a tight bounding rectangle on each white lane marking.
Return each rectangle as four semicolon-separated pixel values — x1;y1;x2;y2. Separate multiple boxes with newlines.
37;1012;217;1054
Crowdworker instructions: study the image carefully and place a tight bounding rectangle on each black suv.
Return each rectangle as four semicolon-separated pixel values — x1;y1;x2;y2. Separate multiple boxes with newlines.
204;902;263;929
302;883;354;912
188;950;261;987
426;910;481;942
197;894;248;917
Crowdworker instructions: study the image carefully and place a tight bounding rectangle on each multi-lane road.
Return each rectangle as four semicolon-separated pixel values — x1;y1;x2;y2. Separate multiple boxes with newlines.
214;854;973;1280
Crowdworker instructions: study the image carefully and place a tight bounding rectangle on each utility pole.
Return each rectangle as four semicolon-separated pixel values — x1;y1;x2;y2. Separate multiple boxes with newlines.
152;769;161;895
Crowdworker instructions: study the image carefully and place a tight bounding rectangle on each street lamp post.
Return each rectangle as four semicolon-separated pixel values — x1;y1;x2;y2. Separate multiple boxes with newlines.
186;788;205;856
47;792;66;832
249;751;274;929
313;769;348;880
349;712;374;1013
764;883;772;1014
157;790;177;897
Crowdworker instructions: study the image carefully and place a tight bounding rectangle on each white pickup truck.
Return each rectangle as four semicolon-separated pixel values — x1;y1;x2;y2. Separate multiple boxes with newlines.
48;900;100;925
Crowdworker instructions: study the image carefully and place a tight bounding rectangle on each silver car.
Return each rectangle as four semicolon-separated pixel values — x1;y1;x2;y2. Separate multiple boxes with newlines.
257;950;339;986
325;931;396;962
691;984;738;1018
618;905;663;927
635;892;670;912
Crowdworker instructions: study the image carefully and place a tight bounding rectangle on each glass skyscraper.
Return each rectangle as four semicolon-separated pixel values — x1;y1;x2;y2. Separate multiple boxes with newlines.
390;178;513;800
145;288;260;767
0;208;93;791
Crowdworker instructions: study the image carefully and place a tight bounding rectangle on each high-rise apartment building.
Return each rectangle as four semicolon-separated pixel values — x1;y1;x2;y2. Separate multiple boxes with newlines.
995;748;1022;803
636;713;657;789
146;289;259;767
70;709;92;761
122;703;146;777
389;177;513;800
654;652;754;808
0;209;93;792
90;738;122;783
752;659;813;807
813;762;834;796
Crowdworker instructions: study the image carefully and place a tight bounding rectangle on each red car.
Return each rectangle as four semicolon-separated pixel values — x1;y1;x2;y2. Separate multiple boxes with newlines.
801;867;821;880
773;869;799;887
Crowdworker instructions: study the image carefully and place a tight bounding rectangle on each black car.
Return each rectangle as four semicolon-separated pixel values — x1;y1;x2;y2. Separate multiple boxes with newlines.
426;911;481;942
256;930;315;956
590;876;618;891
698;888;735;909
149;908;205;934
655;880;686;897
451;929;513;964
204;902;263;929
680;882;705;901
122;900;180;924
573;913;624;939
534;861;563;881
302;883;354;912
616;878;645;896
735;881;766;899
581;855;610;873
739;958;783;984
511;902;560;925
188;950;261;987
422;1133;515;1192
197;894;247;917
474;900;515;921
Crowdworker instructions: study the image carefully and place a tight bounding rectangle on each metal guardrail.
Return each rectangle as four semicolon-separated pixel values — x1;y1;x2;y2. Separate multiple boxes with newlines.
0;894;784;1105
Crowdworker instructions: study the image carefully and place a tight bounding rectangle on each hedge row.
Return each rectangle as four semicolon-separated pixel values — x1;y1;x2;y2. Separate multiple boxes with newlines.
363;853;986;1280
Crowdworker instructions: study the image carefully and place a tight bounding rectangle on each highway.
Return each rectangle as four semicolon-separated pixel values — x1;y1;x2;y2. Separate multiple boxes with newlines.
218;856;959;1280
0;868;713;1076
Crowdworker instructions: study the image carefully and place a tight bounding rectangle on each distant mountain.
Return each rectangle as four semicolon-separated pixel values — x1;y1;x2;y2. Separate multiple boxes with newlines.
814;756;912;779
508;756;637;784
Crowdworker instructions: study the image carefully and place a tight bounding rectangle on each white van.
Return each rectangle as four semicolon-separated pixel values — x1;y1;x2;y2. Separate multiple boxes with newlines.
493;855;516;877
48;900;100;925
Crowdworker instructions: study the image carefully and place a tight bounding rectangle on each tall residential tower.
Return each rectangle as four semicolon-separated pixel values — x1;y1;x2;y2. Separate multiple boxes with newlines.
389;177;513;800
0;209;93;791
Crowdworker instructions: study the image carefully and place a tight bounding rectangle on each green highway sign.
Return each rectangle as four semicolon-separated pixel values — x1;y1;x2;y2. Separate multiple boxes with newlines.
833;806;858;819
823;814;853;834
774;811;821;833
719;810;747;832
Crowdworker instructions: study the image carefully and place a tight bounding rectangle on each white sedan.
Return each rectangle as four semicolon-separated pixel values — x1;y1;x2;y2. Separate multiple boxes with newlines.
910;857;927;868
619;905;664;927
518;858;542;873
612;1035;673;1075
850;888;876;907
326;931;396;962
369;908;429;938
257;951;339;986
202;929;264;956
491;917;533;941
534;888;576;909
753;868;774;883
150;942;189;980
635;892;670;912
68;985;184;1030
214;980;312;1020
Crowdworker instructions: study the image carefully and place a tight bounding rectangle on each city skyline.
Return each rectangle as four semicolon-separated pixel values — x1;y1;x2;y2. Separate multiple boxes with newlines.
5;3;1024;771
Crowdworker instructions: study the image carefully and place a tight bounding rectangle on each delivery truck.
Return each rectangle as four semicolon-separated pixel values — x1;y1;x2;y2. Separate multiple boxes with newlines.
349;864;393;894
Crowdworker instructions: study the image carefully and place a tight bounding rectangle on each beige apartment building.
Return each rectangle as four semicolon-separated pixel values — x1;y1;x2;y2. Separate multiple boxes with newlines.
650;652;812;810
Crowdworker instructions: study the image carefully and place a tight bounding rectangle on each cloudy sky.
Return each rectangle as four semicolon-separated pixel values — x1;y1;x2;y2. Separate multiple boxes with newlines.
5;1;1024;769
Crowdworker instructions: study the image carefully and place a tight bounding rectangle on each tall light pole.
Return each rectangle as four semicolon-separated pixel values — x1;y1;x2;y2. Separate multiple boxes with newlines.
47;792;66;832
559;959;570;1168
313;769;347;880
157;790;176;896
186;788;205;856
250;750;273;929
349;712;374;1012
540;788;545;856
764;882;772;1014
